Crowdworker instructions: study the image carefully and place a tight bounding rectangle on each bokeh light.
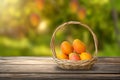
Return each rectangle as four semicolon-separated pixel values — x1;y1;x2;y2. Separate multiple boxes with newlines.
0;0;119;56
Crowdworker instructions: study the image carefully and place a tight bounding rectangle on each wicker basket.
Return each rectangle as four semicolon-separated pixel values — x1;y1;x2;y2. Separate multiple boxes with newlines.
50;21;98;69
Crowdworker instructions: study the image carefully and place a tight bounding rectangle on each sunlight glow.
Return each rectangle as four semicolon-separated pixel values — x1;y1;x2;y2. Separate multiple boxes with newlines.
38;20;48;33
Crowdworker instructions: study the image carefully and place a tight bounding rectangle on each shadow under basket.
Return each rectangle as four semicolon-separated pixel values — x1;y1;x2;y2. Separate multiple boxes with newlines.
50;21;98;70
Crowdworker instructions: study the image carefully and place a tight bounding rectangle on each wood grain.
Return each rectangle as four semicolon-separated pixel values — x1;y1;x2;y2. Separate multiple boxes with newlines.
0;64;120;73
0;74;120;80
0;57;120;64
0;57;120;80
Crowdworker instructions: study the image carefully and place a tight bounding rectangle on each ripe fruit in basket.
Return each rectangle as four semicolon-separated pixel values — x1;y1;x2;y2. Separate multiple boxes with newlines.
61;41;73;55
73;39;86;54
69;53;80;61
80;52;92;60
56;53;68;60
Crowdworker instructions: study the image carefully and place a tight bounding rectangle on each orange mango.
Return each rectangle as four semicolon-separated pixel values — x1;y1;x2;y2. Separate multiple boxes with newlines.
61;41;73;55
80;52;92;60
56;53;68;60
73;39;86;54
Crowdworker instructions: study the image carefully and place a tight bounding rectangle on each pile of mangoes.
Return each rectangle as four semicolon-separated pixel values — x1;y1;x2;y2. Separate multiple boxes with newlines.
57;39;92;61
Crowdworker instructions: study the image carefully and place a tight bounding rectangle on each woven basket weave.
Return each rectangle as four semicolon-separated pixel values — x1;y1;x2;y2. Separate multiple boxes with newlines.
50;21;98;69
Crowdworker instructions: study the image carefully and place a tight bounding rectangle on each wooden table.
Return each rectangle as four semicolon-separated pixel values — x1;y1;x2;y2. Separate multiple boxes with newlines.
0;57;120;80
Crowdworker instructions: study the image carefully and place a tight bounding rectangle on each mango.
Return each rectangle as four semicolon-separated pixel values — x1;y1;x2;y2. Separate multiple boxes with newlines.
56;53;68;60
73;39;86;54
80;52;92;60
61;41;73;55
69;53;80;61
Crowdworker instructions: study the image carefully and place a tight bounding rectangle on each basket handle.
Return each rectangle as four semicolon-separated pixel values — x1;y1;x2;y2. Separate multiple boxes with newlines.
50;21;98;58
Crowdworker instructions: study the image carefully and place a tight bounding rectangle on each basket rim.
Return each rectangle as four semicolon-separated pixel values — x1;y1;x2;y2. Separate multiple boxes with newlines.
53;57;97;69
50;21;98;59
54;56;97;63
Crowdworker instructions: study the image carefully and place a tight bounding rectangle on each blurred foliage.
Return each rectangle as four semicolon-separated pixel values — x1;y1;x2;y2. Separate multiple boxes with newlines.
0;0;120;56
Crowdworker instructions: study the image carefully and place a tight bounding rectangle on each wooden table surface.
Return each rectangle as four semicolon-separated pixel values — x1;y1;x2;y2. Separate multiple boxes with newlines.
0;57;120;80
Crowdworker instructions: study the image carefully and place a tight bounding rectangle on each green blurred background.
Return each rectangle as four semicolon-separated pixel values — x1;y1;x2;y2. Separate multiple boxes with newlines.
0;0;120;56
